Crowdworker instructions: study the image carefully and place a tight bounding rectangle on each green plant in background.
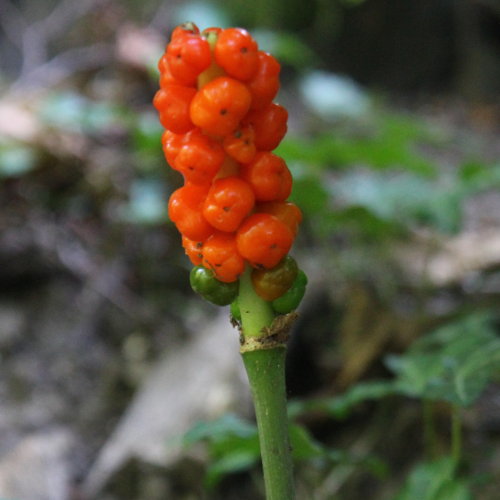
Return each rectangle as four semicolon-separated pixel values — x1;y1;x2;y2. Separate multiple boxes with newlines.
394;457;472;500
278;110;500;239
290;313;500;498
183;413;386;490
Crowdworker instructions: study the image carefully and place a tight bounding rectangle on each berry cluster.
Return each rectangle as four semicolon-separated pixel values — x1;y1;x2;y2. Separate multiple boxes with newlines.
154;23;304;308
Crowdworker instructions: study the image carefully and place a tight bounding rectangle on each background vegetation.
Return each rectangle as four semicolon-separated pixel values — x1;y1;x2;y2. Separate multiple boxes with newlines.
1;0;499;498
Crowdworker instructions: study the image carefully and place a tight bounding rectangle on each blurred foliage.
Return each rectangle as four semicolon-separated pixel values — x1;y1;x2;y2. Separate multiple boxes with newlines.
290;313;500;416
278;109;500;238
394;457;472;500
183;413;386;489
386;313;500;407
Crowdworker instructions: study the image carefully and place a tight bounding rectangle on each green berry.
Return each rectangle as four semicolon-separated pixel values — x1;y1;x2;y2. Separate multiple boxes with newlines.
271;269;307;314
190;266;239;306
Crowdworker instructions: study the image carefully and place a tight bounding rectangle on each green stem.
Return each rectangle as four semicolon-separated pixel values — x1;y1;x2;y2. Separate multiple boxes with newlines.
238;267;295;499
243;348;294;500
451;404;462;465
239;267;275;338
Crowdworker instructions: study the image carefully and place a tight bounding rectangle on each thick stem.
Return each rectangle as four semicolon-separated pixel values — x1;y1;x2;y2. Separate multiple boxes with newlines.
238;266;295;499
239;267;275;338
243;348;295;500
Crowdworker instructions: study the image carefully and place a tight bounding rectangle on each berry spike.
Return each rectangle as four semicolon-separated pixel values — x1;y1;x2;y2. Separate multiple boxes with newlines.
154;22;305;309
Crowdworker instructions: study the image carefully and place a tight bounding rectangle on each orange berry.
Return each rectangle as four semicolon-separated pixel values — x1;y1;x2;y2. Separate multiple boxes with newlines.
240;152;292;202
153;85;196;134
244;103;288;151
158;53;169;74
202;176;255;232
168;184;214;241
158;54;183;87
170;22;200;42
161;130;186;168
236;213;294;269
202;232;245;283
214;28;259;81
247;51;281;110
157;25;298;283
182;235;204;265
174;130;225;184
166;33;211;86
222;125;256;163
251;255;298;301
257;201;302;235
190;76;251;137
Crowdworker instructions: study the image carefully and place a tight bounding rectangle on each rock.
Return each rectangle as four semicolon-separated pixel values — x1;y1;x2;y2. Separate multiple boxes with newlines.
0;428;74;500
400;229;500;286
82;311;249;498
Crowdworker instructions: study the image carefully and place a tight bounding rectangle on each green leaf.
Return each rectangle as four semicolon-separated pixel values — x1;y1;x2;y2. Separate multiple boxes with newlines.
288;380;399;419
204;449;259;488
328;206;404;240
289;424;337;461
386;313;500;406
182;414;382;487
290;313;499;421
394;457;472;500
289;424;387;476
331;171;461;233
183;414;260;488
459;161;500;192
276;114;436;177
182;414;257;446
434;481;473;500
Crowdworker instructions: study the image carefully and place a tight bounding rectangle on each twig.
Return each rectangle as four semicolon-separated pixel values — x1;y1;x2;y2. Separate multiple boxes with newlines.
29;0;103;42
0;0;107;85
9;43;113;96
